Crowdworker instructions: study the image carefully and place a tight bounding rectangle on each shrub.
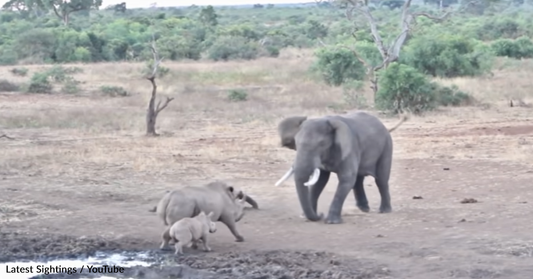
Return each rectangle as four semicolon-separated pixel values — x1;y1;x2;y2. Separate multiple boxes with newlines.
227;89;247;101
100;85;129;97
376;63;436;114
434;84;474;107
44;65;83;82
312;46;366;86
491;36;533;59
25;72;53;94
402;34;493;78
24;66;82;94
61;78;81;94
0;79;19;92
265;46;280;57
376;63;474;114
208;36;259;61
10;67;28;77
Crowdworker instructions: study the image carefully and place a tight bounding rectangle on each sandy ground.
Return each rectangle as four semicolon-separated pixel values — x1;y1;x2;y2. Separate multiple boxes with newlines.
1;55;533;278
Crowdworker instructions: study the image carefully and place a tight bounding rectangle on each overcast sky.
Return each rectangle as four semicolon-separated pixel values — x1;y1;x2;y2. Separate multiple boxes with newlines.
0;0;311;9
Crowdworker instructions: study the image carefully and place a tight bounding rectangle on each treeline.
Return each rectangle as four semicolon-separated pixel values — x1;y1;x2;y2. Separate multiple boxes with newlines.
0;1;532;65
1;0;533;114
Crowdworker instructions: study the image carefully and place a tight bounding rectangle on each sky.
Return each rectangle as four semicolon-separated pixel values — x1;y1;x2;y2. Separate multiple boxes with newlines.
0;0;311;9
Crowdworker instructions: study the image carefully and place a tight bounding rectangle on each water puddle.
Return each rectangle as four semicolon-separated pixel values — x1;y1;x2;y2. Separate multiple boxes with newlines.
0;251;155;279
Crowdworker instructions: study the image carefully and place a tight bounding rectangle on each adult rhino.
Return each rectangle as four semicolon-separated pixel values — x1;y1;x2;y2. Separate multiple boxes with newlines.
275;111;407;224
150;181;259;249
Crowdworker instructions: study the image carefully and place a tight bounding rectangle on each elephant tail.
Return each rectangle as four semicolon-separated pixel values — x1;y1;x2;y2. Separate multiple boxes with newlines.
388;114;409;133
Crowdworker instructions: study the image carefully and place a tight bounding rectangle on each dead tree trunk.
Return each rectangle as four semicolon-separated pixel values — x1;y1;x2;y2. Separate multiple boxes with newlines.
145;40;174;137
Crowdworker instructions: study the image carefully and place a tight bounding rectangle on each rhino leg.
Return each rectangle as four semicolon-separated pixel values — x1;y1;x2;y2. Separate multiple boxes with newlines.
174;242;184;255
159;227;172;251
220;214;244;242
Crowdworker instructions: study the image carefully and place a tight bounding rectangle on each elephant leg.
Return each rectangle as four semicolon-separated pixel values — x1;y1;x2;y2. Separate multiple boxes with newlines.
299;170;330;218
310;170;330;213
325;173;357;224
375;157;392;213
353;175;369;213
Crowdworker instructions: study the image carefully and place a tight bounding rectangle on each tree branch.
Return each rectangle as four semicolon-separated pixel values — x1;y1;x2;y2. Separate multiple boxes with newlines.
147;36;163;80
155;97;174;115
0;134;15;140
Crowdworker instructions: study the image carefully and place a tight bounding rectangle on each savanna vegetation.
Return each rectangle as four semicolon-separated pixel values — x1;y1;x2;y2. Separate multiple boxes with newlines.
1;0;532;116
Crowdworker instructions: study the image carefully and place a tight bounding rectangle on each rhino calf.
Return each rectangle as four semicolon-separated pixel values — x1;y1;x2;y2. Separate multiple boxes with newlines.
161;211;217;255
191;193;248;250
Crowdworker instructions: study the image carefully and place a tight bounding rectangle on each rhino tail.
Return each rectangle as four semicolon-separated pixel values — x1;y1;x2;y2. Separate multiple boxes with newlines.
156;191;173;226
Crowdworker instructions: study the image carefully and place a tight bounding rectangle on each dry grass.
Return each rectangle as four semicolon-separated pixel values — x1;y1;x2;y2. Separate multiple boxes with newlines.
0;49;532;179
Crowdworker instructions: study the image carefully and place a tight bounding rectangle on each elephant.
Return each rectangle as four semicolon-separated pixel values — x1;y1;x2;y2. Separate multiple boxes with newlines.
274;111;408;224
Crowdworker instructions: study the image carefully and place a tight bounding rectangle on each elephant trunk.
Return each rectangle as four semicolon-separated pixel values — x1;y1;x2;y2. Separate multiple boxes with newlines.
294;153;323;221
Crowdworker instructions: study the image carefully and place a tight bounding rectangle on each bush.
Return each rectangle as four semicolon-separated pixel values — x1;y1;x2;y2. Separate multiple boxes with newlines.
402;34;494;78
491;36;533;59
24;66;82;94
227;89;247;101
10;67;28;77
61;78;81;94
100;85;129;97
208;36;259;61
312;46;366;86
434;84;474;107
376;63;474;114
376;63;436;114
0;79;20;92
25;72;53;94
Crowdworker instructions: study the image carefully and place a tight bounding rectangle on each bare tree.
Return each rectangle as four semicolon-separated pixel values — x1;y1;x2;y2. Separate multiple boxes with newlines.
319;0;476;101
145;37;174;137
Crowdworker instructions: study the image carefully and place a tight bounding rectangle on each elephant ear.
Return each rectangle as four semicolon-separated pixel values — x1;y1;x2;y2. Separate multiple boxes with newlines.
277;116;307;150
328;118;352;161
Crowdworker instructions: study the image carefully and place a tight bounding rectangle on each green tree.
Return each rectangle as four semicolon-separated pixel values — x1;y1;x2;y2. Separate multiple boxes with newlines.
43;0;103;26
198;5;217;28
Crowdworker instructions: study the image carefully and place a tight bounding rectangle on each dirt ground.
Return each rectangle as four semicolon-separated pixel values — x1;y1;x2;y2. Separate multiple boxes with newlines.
1;53;533;278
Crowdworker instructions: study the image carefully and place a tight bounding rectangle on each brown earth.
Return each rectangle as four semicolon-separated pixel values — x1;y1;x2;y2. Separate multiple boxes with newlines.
1;57;533;278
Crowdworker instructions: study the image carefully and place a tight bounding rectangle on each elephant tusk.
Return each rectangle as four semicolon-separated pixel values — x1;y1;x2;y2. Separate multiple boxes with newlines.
275;167;294;187
304;168;320;187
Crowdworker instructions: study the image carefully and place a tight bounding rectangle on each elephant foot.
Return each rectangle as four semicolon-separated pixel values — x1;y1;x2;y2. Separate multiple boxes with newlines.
379;206;392;213
324;215;343;224
235;235;245;242
357;204;370;213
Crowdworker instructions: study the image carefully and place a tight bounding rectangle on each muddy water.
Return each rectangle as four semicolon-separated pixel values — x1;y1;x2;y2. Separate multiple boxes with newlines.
0;252;153;279
0;249;392;279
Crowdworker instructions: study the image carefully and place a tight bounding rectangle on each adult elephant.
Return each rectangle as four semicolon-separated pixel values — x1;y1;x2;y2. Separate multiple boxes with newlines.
274;111;407;224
